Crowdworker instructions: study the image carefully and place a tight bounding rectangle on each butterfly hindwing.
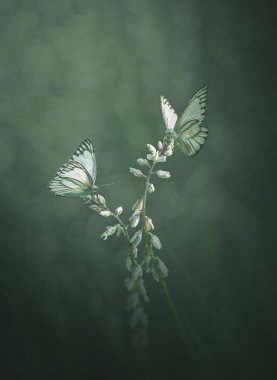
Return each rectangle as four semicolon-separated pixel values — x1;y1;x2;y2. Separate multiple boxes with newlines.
175;86;208;157
160;95;178;130
48;139;97;197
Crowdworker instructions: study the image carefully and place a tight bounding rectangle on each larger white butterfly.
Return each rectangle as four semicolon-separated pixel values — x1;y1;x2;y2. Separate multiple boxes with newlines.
160;86;208;157
48;138;97;197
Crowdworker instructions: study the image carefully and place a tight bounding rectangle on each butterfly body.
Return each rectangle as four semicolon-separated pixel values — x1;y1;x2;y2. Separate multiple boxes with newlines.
48;138;98;197
161;87;208;157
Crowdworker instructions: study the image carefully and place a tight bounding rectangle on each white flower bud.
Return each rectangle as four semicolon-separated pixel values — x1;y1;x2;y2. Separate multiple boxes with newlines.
127;293;140;310
137;158;150;167
150;234;162;249
131;247;138;258
97;194;106;206
99;210;112;217
157;141;163;150
147;183;155;193
126;256;133;272
101;225;117;240
163;148;173;157
115;206;123;216
132;263;143;280
156;257;169;278
139;280;149;302
125;277;135;291
89;205;103;213
101;233;108;241
107;225;117;235
147;144;156;154
151;267;160;282
157;155;166;163
142;254;151;273
132;197;143;211
145;216;154;231
130;230;142;247
129;167;145;177
116;225;124;236
129;307;148;329
129;209;141;228
155;170;171;179
147;154;154;161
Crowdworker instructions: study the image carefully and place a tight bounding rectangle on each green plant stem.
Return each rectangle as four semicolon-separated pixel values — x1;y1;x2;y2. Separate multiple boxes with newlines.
160;277;191;349
141;159;190;348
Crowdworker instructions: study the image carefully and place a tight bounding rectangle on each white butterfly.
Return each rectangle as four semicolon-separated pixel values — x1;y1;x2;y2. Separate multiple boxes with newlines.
48;139;97;197
160;87;208;157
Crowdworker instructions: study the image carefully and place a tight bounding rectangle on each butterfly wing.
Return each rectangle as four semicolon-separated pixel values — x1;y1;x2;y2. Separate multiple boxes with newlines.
48;139;97;197
160;95;178;130
175;87;208;157
70;138;97;184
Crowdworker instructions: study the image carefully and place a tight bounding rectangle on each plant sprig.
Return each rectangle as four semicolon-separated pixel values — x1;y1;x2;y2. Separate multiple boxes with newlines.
83;130;191;349
51;87;209;351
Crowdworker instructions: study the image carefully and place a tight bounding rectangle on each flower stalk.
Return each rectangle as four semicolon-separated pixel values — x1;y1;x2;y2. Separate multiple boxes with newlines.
139;139;190;348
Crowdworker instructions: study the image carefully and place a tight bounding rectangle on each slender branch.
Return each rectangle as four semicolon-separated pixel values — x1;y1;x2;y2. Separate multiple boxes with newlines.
140;152;190;349
109;210;130;240
141;161;155;226
160;277;191;352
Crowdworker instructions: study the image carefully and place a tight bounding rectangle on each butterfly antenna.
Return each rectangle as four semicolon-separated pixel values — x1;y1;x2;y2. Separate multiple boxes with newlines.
98;182;115;188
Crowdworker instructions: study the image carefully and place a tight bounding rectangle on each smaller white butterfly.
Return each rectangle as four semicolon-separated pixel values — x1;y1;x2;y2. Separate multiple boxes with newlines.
48;139;97;197
160;87;208;157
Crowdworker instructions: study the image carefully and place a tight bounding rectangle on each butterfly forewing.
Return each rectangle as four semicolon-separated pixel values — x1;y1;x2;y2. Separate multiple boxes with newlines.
176;86;208;157
178;86;208;127
160;95;178;130
70;138;97;183
48;139;97;197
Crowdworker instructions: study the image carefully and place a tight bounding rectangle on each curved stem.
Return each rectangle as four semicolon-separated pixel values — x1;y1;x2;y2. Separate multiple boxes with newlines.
160;277;191;351
110;211;130;240
141;158;190;349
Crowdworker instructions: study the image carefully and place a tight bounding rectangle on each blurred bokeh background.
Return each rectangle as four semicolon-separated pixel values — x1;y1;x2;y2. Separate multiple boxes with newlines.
1;0;276;379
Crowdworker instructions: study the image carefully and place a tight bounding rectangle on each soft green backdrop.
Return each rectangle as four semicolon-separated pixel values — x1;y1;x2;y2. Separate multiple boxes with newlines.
1;0;276;379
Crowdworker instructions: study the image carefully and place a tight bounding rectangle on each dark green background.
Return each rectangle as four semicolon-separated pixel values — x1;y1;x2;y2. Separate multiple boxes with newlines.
1;0;276;379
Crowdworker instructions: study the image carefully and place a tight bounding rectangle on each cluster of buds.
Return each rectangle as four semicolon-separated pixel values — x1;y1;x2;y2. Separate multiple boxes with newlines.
129;140;173;191
83;195;126;240
125;250;149;331
101;224;124;240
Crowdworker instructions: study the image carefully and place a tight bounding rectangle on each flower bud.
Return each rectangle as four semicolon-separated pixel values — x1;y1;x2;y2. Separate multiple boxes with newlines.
145;216;154;231
99;210;112;217
116;225;124;236
97;194;106;206
125;277;135;291
89;205;103;213
163;148;173;157
157;141;163;150
155;170;171;179
129;209;141;228
132;197;143;211
147;144;156;154
131;247;138;258
130;230;142;247
129;167;145;177
101;225;117;240
132;263;143;280
147;183;155;193
156;257;169;278
137;158;150;167
115;206;123;216
127;293;140;310
150;233;162;249
126;256;133;272
157;155;166;163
